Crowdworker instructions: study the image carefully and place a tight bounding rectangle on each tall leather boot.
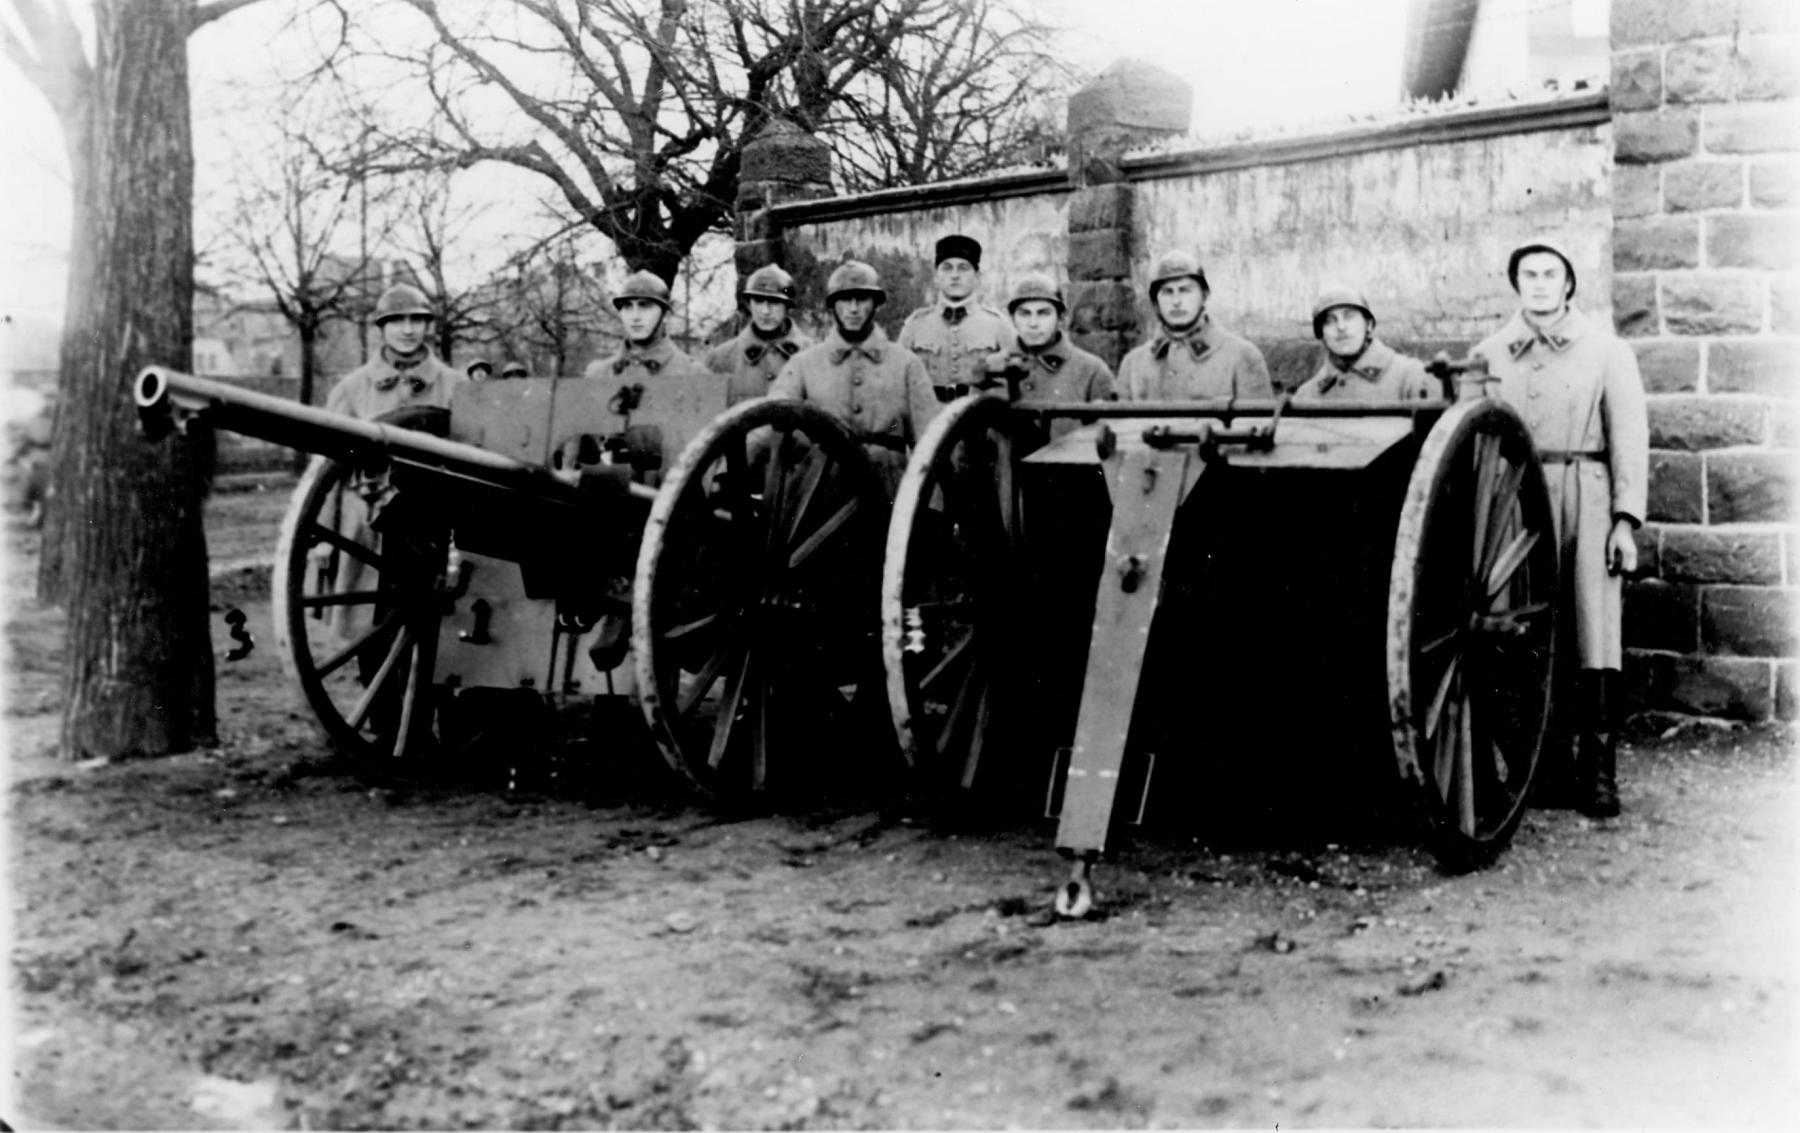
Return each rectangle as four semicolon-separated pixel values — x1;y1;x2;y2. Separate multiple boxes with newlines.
1576;669;1621;818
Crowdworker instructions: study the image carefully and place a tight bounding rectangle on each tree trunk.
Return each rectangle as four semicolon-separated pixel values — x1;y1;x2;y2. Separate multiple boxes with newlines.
41;0;217;759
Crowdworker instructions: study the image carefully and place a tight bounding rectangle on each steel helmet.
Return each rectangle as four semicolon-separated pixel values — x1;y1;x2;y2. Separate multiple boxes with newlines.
1310;284;1376;338
1507;238;1578;299
825;260;887;306
373;283;434;324
742;264;797;305
1148;250;1209;302
1006;273;1066;315
613;270;673;311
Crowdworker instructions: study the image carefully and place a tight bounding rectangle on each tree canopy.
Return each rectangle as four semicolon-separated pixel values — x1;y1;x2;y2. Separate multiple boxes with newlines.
322;0;1077;281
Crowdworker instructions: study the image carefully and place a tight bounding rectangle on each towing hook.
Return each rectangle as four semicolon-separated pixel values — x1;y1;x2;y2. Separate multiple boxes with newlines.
1055;857;1096;919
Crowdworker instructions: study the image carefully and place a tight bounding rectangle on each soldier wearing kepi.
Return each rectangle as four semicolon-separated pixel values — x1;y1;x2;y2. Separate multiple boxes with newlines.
1293;284;1436;402
706;264;814;406
980;273;1114;438
769;260;939;496
1475;237;1649;818
583;270;702;385
325;283;464;420
898;234;1010;399
1118;250;1273;401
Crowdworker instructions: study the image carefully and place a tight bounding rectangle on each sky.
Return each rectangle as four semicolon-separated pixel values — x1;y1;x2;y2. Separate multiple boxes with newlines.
0;0;1421;340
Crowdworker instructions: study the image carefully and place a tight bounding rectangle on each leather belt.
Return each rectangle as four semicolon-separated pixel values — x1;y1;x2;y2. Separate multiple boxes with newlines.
1538;450;1605;463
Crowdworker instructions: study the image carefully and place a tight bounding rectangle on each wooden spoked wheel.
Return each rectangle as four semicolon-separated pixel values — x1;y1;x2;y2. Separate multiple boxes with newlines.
272;432;450;770
881;393;1034;794
633;398;889;796
1387;398;1558;868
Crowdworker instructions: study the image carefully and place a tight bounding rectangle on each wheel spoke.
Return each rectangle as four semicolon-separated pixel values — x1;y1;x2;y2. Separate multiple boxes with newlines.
959;681;994;790
935;650;985;757
1484;528;1541;599
305;521;383;568
392;637;427;761
1424;652;1461;741
664;612;719;641
1432;685;1459;803
347;625;413;730
315;606;405;679
787;495;862;572
1469;434;1500;569
1456;693;1477;837
919;629;975;692
706;643;755;771
676;640;733;717
1477;463;1526;579
783;445;830;545
993;432;1018;544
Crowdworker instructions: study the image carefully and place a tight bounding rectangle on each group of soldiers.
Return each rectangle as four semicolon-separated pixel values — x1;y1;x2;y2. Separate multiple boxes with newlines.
326;229;1646;821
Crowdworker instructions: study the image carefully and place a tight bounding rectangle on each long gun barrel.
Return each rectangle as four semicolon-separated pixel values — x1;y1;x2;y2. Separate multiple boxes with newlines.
134;367;655;503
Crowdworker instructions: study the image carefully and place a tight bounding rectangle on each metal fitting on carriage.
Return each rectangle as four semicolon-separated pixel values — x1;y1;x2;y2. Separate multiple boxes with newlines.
1117;553;1147;593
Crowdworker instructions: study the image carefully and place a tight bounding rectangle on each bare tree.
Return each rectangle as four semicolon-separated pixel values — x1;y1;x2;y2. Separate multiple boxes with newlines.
396;177;495;365
328;0;1077;280
214;103;407;408
3;0;262;759
485;230;617;379
825;0;1075;191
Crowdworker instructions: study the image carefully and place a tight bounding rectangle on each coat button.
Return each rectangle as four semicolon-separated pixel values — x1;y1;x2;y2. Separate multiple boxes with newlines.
1529;389;1540;398
852;375;863;385
1532;362;1543;371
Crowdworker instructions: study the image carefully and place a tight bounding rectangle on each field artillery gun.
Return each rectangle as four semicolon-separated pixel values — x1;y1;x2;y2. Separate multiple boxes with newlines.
135;367;895;795
876;358;1561;914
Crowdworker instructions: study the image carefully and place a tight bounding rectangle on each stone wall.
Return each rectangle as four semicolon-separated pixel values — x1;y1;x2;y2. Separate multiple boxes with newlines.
1609;0;1798;719
766;90;1613;388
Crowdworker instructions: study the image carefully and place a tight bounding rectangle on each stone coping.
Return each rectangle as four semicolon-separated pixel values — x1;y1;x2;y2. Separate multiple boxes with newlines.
773;90;1611;225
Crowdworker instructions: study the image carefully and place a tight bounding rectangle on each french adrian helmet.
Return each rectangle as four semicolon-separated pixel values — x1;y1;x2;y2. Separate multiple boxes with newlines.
1147;249;1208;302
824;260;887;306
372;283;433;325
613;270;673;311
742;264;798;305
1310;283;1375;338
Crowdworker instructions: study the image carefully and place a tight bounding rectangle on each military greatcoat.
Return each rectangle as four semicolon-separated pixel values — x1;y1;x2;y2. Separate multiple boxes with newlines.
705;321;814;406
319;350;466;639
1475;306;1649;670
324;350;464;420
768;325;940;494
1117;315;1273;402
898;297;1011;393
982;333;1115;439
1293;338;1436;402
582;335;702;386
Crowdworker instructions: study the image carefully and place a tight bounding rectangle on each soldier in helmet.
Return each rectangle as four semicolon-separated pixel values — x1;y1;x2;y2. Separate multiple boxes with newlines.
325;282;464;419
979;273;1114;439
466;359;493;382
1474;238;1648;819
1293;285;1435;402
1118;250;1272;402
898;234;1011;399
706;264;814;406
768;260;939;495
583;269;702;385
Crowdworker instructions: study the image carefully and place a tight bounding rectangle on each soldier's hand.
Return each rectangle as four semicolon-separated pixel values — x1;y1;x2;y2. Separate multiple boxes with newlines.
1607;518;1639;577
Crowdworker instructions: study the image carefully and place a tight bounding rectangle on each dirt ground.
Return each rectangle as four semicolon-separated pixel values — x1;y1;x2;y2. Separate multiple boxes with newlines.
3;482;1797;1130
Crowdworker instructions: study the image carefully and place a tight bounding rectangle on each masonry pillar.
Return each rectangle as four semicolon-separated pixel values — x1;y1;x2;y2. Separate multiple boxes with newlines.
734;118;834;319
1609;0;1799;720
1062;60;1192;369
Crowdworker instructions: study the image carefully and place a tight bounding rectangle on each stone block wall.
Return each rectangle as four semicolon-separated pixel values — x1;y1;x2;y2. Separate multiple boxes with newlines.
1609;0;1798;719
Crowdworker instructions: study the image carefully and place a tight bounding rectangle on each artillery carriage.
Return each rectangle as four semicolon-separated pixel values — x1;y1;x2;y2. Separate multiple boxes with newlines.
139;355;1557;915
